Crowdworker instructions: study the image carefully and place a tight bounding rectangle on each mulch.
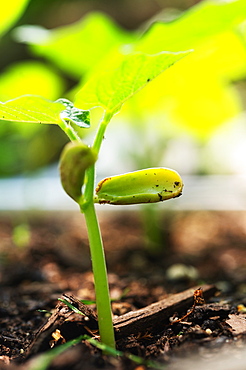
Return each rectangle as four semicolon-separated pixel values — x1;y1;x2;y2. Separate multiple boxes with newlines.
0;210;246;369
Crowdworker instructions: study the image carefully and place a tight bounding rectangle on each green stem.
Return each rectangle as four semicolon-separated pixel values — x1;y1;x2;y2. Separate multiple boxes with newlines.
83;111;113;208
80;111;115;349
58;120;82;142
93;111;113;154
82;200;115;349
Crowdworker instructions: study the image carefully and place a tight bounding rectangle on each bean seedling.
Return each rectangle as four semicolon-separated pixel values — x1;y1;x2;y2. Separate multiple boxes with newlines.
0;50;189;350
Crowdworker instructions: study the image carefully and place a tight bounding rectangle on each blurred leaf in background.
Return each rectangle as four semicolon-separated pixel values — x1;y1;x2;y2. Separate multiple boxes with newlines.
15;12;136;79
0;0;30;37
0;61;65;101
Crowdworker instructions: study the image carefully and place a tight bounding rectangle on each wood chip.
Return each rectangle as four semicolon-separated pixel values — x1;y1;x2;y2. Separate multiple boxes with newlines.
226;314;246;335
114;284;217;338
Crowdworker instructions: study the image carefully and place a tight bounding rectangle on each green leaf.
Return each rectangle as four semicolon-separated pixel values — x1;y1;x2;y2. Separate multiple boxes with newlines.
58;298;85;315
135;0;246;54
114;0;246;142
0;0;30;37
0;61;65;101
75;51;191;115
0;96;65;124
128;29;246;141
15;12;135;79
0;96;90;128
56;98;90;128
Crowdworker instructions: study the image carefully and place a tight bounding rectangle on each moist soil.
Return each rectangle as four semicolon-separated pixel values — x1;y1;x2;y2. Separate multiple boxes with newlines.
0;210;246;369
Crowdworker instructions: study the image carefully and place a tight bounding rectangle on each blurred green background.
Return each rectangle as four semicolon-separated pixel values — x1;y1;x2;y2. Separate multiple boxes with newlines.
1;0;246;177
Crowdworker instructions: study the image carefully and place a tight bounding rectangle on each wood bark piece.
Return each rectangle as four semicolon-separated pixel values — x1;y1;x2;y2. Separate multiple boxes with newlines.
113;284;217;338
226;314;246;335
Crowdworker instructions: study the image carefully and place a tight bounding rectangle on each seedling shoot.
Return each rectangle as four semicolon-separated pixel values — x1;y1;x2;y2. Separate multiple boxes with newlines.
0;51;189;349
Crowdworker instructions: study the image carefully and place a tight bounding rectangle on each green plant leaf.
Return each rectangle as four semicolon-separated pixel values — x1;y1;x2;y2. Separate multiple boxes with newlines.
75;51;191;115
0;96;64;124
0;96;90;128
128;30;246;141
15;12;135;79
0;0;30;37
115;0;246;142
135;0;246;54
0;61;65;101
58;298;85;315
57;98;90;128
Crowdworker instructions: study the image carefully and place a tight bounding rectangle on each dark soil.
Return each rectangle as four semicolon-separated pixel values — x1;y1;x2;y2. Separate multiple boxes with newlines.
0;210;246;369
